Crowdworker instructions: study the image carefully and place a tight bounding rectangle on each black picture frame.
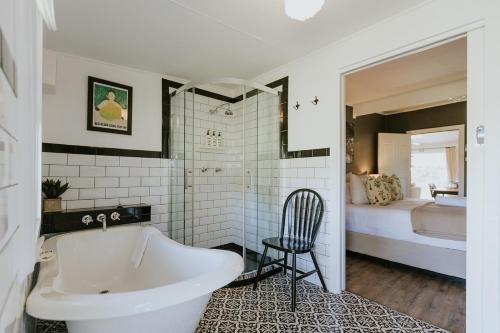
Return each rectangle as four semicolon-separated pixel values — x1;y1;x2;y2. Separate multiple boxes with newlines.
87;76;133;135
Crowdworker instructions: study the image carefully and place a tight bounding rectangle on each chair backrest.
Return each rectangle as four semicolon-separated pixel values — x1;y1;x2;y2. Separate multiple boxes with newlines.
280;189;324;245
428;183;437;197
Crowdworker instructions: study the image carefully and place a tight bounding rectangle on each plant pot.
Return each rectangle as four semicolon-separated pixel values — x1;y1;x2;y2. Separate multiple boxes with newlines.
43;198;63;213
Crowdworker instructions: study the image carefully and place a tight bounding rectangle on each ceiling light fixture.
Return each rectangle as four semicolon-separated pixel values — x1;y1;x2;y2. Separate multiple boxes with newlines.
284;0;325;21
36;0;57;31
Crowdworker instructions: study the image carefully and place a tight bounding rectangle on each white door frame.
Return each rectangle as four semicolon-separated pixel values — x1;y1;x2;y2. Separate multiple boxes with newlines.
337;24;485;333
407;124;466;196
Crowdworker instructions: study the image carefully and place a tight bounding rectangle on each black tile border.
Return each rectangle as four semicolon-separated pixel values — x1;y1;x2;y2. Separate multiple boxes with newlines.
43;77;330;160
163;76;330;160
41;204;151;235
42;142;161;158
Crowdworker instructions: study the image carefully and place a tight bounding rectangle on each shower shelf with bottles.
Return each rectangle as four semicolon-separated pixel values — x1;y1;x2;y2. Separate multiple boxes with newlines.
199;129;224;151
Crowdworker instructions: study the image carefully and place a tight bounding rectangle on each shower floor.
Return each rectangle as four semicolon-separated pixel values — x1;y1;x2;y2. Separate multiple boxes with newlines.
214;243;281;287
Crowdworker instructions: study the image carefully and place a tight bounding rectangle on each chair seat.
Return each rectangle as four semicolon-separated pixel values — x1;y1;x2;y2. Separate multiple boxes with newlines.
262;237;313;254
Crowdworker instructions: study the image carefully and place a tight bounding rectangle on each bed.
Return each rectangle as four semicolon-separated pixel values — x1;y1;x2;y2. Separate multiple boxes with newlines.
346;199;466;278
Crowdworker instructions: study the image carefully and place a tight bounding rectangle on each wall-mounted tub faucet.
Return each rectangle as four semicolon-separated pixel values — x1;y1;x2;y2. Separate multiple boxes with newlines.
97;214;107;232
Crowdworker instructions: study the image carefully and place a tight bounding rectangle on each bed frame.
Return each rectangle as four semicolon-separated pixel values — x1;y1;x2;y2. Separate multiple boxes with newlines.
347;231;466;279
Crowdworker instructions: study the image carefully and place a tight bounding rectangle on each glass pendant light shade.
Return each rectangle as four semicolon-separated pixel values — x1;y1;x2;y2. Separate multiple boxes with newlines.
284;0;325;21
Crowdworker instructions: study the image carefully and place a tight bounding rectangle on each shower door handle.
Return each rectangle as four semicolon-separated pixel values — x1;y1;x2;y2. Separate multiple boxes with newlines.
184;169;193;190
246;170;253;190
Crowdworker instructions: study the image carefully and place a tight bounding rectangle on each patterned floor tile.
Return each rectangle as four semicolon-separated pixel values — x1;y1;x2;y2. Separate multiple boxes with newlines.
35;319;67;333
196;276;449;333
35;275;449;333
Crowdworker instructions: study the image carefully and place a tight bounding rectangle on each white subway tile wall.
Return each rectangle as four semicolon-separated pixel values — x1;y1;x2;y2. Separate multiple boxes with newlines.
42;152;169;233
277;156;332;286
42;95;332;288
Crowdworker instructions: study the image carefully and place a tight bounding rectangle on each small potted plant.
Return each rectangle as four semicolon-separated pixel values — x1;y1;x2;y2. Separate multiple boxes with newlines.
42;179;69;212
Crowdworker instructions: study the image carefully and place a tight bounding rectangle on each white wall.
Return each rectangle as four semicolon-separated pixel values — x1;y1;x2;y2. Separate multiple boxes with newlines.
254;0;484;152
0;0;42;331
43;51;164;152
252;0;499;331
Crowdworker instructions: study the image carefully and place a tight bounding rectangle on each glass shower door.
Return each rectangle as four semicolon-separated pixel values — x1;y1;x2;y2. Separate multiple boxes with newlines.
170;81;281;279
243;87;259;271
169;89;194;246
243;88;280;272
256;90;280;257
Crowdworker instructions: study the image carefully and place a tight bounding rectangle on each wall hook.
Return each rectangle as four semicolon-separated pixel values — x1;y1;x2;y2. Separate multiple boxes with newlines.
293;102;300;110
312;96;319;105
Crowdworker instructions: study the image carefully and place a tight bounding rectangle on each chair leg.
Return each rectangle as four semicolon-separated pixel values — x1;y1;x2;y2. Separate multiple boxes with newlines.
252;245;268;291
291;252;297;312
310;250;327;292
283;252;288;276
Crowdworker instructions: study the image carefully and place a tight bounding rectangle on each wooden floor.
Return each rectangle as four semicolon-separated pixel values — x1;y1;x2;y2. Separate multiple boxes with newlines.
346;252;466;333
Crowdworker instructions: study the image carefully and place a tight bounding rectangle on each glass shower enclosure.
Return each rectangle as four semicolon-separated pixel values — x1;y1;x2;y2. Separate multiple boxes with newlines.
169;79;281;278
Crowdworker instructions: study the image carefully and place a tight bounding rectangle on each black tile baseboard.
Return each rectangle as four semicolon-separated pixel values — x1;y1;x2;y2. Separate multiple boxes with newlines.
212;242;281;287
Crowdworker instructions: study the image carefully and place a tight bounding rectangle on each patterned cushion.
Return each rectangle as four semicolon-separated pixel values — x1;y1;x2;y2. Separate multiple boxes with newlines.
363;176;392;206
381;174;404;201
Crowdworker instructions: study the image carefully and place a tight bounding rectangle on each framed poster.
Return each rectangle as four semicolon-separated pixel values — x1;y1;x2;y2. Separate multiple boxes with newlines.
87;76;132;135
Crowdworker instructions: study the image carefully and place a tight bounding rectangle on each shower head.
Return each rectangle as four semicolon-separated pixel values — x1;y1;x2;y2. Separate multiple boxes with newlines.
208;103;232;116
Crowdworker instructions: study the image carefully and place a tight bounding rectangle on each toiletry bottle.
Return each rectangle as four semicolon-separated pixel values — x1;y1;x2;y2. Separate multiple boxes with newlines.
212;130;217;148
217;132;222;147
206;130;212;146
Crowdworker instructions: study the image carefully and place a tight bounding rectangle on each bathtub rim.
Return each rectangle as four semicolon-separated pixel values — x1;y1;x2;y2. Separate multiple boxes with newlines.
26;225;243;321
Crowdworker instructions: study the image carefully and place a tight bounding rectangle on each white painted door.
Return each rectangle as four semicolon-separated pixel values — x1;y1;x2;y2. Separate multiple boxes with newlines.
377;133;411;197
0;0;42;330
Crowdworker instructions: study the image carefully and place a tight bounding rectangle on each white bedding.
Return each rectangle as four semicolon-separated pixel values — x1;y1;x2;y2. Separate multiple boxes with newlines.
346;199;466;251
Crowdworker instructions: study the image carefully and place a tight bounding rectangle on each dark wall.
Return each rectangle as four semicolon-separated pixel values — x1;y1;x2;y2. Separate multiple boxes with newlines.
346;106;385;174
384;102;466;133
346;101;467;174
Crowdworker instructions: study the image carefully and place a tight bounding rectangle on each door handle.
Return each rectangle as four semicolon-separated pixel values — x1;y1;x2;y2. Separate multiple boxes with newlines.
476;125;485;145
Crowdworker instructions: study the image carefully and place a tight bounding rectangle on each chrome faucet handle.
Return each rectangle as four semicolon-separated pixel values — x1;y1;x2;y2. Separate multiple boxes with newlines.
97;214;106;223
110;212;120;221
82;215;93;225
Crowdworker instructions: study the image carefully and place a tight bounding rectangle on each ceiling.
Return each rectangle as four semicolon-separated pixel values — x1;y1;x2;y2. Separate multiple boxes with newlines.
346;37;467;106
46;0;423;82
411;130;459;149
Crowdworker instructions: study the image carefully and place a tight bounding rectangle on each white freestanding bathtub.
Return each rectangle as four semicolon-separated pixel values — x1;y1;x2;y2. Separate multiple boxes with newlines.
26;225;243;333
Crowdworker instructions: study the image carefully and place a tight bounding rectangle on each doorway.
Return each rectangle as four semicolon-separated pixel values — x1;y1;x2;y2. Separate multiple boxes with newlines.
342;37;468;332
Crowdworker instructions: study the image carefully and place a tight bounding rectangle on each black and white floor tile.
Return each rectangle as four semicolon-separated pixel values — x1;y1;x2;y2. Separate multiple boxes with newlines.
35;275;448;333
196;276;449;333
35;319;67;333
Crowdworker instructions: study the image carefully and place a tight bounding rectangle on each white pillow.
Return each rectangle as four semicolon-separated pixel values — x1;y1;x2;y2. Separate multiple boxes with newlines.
350;174;369;204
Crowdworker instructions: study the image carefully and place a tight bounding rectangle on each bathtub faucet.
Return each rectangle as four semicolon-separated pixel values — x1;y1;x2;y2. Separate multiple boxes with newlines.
97;214;107;232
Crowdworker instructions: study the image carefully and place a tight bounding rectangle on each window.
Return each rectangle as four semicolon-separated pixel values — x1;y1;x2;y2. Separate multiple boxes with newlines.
411;148;449;199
